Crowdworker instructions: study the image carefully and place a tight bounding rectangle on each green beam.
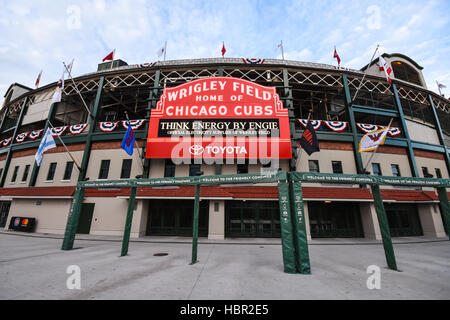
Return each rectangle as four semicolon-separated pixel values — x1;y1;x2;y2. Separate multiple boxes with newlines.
392;83;419;177
191;184;200;264
289;178;311;274
1;97;29;187
437;187;450;240
351;105;399;118
371;185;398;271
428;95;450;176
277;181;297;274
121;186;137;256
342;74;364;174
142;70;160;178
61;187;86;250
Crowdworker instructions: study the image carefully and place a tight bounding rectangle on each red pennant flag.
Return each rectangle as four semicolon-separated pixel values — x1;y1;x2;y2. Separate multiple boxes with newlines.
102;50;115;62
221;42;226;57
379;54;392;84
333;47;341;66
35;70;42;88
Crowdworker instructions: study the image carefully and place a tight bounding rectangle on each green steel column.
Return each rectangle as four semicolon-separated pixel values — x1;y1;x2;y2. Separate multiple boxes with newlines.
0;104;11;134
0;97;29;187
142;70;160;178
61;187;86;250
290;178;311;274
371;184;398;270
121;186;137;256
277;180;296;274
191;184;200;264
428;95;450;176
436;187;450;240
342;74;364;174
392;83;419;177
283;69;299;171
61;77;104;251
28;102;58;187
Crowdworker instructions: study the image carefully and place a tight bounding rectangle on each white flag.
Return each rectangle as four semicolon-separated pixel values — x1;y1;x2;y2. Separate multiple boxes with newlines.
35;128;56;166
64;59;74;75
359;126;390;152
51;78;64;103
157;45;165;58
437;81;446;89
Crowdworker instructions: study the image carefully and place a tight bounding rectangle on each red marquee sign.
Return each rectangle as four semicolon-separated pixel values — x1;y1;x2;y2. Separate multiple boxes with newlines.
145;77;292;160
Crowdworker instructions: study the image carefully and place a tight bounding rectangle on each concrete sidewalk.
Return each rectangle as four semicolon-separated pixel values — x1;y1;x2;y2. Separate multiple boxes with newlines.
0;232;449;300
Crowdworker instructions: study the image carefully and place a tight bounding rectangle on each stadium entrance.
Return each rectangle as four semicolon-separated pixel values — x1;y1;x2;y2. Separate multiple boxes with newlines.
385;203;423;237
146;199;209;237
308;202;364;238
225;200;281;238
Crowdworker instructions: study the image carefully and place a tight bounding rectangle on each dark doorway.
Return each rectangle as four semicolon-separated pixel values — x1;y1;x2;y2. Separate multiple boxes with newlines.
385;203;423;237
308;202;364;238
146;199;209;236
77;203;95;234
0;201;11;228
225;201;280;238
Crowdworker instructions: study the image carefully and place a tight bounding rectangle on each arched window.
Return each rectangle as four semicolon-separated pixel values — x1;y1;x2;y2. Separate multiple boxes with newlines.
391;61;422;86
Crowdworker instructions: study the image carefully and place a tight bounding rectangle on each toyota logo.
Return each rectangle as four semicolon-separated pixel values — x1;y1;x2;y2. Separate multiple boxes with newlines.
189;145;204;155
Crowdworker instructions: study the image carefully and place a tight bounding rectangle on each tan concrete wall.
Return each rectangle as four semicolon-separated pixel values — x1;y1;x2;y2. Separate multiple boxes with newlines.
359;203;382;240
415;156;449;178
35;152;83;187
418;203;446;238
87;197;130;236
406;120;440;145
208;200;225;239
5;198;71;234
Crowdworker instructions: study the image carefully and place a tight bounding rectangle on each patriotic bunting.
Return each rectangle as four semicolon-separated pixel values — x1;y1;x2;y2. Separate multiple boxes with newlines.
2;137;12;147
122;119;145;130
298;119;322;130
379;126;402;137
69;123;88;135
242;58;265;64
16;132;28;143
99;121;119;132
356;123;379;133
138;62;156;68
29;129;44;140
50;126;68;137
324;121;348;132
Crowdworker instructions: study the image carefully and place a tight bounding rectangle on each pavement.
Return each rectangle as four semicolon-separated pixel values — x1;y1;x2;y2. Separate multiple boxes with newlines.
0;231;449;300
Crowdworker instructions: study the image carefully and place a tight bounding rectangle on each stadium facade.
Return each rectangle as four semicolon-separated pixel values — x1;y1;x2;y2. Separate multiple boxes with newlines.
0;54;449;241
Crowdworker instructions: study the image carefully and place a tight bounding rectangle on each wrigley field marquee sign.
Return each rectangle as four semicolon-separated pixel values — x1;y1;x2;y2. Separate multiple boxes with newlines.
145;77;292;159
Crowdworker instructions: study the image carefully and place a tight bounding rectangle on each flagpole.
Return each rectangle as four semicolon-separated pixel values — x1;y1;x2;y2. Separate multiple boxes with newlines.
163;41;167;62
63;62;93;119
362;118;393;173
437;80;442;96
280;40;285;60
110;49;116;70
124;111;145;169
352;44;379;103
47;120;82;171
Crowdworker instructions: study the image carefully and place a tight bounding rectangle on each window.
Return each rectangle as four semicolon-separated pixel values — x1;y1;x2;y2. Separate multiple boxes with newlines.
189;164;201;176
63;162;74;180
120;159;132;179
391;164;401;177
422;167;432;178
98;160;110;179
332;161;343;174
237;162;249;174
308;160;320;173
47;163;57;181
164;159;176;178
11;166;19;183
435;168;442;179
372;163;382;176
22;165;30;182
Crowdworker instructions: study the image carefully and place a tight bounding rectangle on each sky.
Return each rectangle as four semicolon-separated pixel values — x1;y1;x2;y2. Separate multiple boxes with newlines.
0;0;449;103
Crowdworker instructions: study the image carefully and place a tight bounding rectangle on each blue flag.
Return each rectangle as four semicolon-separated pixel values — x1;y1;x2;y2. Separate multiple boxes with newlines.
121;124;135;156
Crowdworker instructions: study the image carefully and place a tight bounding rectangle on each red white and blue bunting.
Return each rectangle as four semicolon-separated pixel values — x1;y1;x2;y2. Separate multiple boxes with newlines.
50;126;68;137
379;126;402;137
2;137;12;147
138;62;156;68
242;58;265;64
298;119;322;130
29;129;44;140
323;121;348;132
122;119;145;130
69;123;88;135
99;121;119;132
15;132;28;143
356;123;379;133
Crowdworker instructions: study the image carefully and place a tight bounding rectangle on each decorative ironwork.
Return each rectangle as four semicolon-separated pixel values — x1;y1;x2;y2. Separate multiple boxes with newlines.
396;85;429;105
432;96;450;113
161;69;217;83
104;72;156;89
223;68;283;83
288;71;342;87
347;76;392;95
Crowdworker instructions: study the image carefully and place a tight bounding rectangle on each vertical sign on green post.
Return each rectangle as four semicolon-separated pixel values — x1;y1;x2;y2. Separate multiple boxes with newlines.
61;187;86;250
437;187;450;240
290;179;311;274
371;185;398;270
277;181;296;274
191;184;200;264
121;186;137;256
